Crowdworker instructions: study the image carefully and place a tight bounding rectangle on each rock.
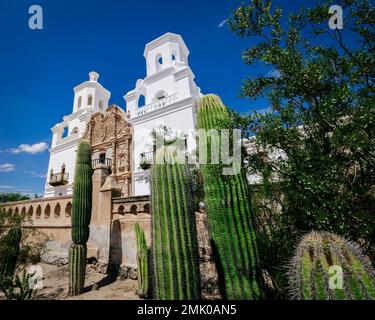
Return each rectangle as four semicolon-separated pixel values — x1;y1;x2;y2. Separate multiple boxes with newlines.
91;283;99;291
118;268;129;280
195;211;222;299
41;252;68;267
128;268;138;280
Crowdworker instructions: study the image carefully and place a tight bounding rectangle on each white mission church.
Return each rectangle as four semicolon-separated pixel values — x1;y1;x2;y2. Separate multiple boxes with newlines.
45;32;202;198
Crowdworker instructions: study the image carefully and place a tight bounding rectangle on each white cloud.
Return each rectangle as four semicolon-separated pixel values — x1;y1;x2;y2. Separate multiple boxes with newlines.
0;185;15;189
10;142;48;155
218;19;227;28
0;163;16;172
24;170;46;179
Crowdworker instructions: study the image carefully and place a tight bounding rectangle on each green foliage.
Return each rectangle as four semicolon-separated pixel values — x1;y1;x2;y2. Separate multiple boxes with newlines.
151;146;201;300
69;140;92;296
0;226;22;289
0;209;48;299
197;94;262;300
228;0;375;295
0;208;24;238
135;223;150;298
3;270;38;300
0;193;30;204
289;231;375;300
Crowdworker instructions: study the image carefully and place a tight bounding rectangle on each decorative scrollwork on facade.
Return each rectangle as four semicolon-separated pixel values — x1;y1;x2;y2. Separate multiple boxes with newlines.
83;105;133;197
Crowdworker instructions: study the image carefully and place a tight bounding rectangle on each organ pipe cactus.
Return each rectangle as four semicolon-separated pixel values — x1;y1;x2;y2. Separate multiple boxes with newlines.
135;223;150;298
69;140;92;296
197;94;262;300
288;231;375;300
151;146;201;300
0;226;22;287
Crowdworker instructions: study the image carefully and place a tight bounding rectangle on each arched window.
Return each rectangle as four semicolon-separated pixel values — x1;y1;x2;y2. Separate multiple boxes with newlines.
45;204;51;219
36;205;41;219
77;96;82;109
21;207;26;215
99;100;103;110
65;202;72;217
172;53;176;61
144;203;150;214
15;207;19;214
156;54;163;72
54;203;61;218
130;205;137;215
118;206;125;215
138;94;146;108
28;206;33;218
62;126;68;139
71;127;79;135
87;95;93;106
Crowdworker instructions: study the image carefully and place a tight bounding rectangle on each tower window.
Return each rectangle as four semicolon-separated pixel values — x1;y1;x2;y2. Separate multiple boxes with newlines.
77;96;82;109
172;54;176;61
99;153;106;164
88;95;93;106
138;94;146;107
156;54;163;72
99;100;103;110
71;127;79;135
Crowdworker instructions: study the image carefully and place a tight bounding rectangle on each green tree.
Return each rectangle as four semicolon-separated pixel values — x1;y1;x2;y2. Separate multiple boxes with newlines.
0;193;30;204
228;0;375;295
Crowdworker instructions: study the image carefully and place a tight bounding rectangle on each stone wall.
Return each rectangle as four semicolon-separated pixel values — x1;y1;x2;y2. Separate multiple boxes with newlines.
1;196;73;264
1;194;221;299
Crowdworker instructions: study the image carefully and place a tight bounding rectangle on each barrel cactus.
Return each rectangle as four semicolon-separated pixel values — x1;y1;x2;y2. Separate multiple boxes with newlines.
151;146;201;300
197;94;262;300
69;140;92;296
135;223;150;298
288;231;375;300
0;226;22;287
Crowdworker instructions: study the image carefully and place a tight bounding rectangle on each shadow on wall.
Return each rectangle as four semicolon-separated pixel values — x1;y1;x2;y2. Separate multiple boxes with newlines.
109;219;123;269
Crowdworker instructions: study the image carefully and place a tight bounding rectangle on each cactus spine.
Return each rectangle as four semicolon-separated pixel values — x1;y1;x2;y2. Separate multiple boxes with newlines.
0;226;22;286
197;94;262;300
288;231;375;300
135;223;150;298
151;146;201;300
69;140;92;296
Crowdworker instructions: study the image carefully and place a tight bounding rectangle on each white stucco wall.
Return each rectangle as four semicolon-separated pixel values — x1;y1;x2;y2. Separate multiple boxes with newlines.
131;99;197;196
44;72;111;198
125;33;201;196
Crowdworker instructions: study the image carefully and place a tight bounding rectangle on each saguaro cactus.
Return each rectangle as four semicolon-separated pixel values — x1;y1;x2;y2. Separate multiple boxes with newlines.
0;226;22;286
151;146;201;300
197;94;262;300
135;223;150;298
288;231;375;300
69;140;92;296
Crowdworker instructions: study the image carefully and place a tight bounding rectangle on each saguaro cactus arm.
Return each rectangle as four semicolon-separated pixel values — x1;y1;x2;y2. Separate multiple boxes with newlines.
69;140;92;296
151;146;201;300
197;94;262;300
288;231;375;300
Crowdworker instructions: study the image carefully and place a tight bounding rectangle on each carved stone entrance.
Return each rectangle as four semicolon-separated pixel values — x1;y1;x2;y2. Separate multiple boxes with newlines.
83;105;133;197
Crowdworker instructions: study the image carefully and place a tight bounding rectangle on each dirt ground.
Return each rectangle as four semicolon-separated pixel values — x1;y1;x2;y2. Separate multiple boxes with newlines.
4;263;141;300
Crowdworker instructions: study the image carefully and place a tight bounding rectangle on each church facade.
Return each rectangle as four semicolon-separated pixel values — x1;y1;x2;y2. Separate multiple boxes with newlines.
1;33;204;271
45;32;201;199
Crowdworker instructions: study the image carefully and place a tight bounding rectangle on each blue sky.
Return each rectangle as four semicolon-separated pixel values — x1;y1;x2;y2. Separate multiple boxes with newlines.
0;0;317;195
